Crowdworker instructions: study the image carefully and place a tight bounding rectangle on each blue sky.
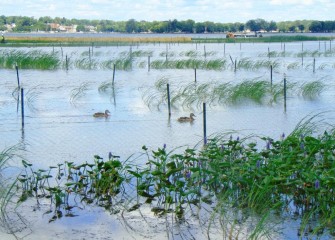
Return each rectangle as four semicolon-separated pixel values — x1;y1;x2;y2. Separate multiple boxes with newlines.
2;0;334;22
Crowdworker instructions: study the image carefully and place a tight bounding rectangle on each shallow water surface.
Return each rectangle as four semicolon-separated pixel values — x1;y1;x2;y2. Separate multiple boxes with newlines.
1;40;335;239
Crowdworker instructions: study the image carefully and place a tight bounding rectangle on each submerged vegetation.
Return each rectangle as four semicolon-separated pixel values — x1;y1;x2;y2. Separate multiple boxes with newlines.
10;113;335;238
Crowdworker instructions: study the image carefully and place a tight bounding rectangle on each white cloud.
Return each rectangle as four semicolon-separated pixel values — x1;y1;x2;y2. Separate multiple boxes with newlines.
1;0;334;22
270;0;314;5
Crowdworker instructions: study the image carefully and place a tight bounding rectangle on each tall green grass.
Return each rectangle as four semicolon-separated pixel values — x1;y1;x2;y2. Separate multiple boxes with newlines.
150;58;228;70
0;49;60;69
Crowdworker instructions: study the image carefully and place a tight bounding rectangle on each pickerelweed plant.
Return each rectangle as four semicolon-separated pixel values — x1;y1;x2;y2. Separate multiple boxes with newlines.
14;113;335;238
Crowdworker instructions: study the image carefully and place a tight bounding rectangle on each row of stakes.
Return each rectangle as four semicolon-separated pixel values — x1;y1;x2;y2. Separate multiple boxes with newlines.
16;60;290;144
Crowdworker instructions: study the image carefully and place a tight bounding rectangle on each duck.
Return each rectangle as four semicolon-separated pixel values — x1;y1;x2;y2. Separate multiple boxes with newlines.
178;113;196;122
93;109;110;118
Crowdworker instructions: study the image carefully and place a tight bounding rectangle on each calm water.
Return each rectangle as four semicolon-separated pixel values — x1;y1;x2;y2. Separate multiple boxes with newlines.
1;39;335;239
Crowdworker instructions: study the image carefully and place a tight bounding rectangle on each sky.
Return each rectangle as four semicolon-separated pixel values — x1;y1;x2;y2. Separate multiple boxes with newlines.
1;0;334;23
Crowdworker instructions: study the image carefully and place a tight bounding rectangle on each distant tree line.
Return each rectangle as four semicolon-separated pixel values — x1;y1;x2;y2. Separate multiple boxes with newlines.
0;15;334;34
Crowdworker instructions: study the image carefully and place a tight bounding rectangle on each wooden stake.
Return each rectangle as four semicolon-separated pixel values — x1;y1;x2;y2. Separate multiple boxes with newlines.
203;102;207;145
112;64;116;85
283;75;287;111
148;56;150;72
15;65;20;88
270;65;273;87
21;88;24;128
194;68;197;82
167;84;171;117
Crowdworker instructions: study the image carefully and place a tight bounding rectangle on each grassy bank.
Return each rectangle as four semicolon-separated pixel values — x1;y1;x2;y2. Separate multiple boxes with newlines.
1;36;192;47
193;35;334;43
0;35;333;47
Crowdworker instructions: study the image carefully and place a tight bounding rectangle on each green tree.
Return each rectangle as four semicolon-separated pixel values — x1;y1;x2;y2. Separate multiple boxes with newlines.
298;24;305;32
76;24;86;32
245;18;267;34
309;21;323;32
125;19;138;33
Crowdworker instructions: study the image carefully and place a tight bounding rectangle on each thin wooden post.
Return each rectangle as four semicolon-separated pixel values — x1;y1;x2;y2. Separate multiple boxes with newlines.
268;47;270;58
65;54;68;70
21;88;24;128
330;40;332;52
167;84;171;117
92;42;94;54
301;52;304;66
194;68;197;82
15;65;20;88
112;64;116;85
203;102;207;145
89;47;91;61
204;45;206;58
234;59;237;72
148;56;150;72
313;58;316;73
270;65;273;87
283;75;287;111
284;43;286;56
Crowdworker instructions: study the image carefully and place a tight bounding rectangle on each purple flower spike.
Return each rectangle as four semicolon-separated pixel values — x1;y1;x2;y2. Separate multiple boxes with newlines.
185;171;191;179
236;136;240;141
266;141;271;150
315;180;320;189
300;142;305;151
163;143;167;149
281;133;285;140
108;152;112;160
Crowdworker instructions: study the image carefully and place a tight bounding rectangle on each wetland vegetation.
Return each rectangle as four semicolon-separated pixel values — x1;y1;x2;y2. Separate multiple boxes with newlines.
1;35;335;239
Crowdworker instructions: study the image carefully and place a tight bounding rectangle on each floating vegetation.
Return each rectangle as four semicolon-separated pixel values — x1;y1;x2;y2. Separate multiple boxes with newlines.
0;49;61;70
14;113;335;238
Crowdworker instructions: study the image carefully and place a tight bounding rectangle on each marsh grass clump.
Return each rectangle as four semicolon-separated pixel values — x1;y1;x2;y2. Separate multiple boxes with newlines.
150;58;227;70
70;82;90;104
0;49;61;70
237;58;280;71
226;80;272;105
74;57;99;69
142;77;321;110
0;146;21;224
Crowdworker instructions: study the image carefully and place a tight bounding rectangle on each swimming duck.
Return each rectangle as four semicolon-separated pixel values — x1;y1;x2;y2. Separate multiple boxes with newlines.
93;109;110;118
178;113;196;122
